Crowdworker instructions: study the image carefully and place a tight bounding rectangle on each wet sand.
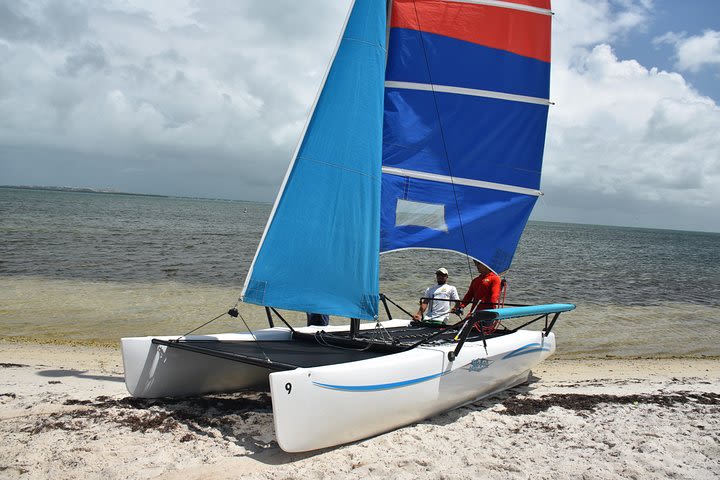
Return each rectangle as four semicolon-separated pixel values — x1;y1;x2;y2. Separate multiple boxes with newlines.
1;341;718;479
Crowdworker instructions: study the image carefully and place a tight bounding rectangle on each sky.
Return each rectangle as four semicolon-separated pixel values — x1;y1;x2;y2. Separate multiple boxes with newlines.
0;0;719;233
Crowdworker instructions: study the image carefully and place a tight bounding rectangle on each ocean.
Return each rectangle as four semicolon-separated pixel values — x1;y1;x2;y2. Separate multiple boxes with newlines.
1;186;718;358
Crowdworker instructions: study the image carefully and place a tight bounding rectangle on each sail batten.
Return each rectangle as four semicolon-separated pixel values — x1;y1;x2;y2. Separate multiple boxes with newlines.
384;81;551;105
450;0;552;16
382;167;543;196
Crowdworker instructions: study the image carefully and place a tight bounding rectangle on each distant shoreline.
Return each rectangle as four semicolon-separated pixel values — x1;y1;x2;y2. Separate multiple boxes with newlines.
0;185;270;204
3;185;716;233
0;184;168;198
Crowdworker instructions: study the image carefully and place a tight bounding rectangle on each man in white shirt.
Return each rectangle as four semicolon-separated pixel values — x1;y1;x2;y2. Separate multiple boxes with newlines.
413;267;460;324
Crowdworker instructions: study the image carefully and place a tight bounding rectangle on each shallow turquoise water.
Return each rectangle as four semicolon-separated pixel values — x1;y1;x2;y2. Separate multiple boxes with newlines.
1;187;718;357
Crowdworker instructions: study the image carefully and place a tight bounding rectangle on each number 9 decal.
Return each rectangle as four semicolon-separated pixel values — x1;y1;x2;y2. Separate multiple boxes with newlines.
285;382;292;394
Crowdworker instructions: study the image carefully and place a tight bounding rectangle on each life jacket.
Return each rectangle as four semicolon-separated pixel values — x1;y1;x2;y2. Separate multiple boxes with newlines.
474;278;507;335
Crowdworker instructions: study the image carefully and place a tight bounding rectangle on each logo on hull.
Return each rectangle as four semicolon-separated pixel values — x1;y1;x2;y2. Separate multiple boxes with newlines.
468;358;493;372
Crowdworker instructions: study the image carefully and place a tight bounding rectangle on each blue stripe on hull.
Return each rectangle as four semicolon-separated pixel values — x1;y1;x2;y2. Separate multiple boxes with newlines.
386;28;550;99
502;343;551;359
312;342;553;393
313;371;448;392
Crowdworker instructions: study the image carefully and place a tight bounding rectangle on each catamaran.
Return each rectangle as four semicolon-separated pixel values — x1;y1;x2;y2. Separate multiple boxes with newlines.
121;0;574;452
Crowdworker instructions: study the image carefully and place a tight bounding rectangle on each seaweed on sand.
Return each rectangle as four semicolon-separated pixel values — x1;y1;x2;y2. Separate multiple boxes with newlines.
23;392;275;450
500;391;720;416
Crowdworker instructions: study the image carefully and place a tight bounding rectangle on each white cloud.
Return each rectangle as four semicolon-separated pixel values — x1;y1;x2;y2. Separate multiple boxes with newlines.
540;0;720;231
0;0;352;199
654;29;720;73
552;0;652;63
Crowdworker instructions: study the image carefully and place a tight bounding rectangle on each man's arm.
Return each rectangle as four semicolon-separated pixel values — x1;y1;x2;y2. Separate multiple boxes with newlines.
489;275;502;306
458;278;475;310
451;286;461;312
414;299;428;321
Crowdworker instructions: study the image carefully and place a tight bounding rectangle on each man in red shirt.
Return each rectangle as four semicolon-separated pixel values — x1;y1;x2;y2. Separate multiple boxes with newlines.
459;260;502;314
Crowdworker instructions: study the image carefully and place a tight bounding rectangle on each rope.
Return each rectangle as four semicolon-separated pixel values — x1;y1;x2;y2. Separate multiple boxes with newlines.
237;311;273;364
179;308;235;338
368;321;395;344
176;304;272;364
313;331;373;352
382;294;414;318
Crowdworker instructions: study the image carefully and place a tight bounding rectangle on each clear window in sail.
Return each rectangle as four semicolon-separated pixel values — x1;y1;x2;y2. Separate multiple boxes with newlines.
395;199;448;232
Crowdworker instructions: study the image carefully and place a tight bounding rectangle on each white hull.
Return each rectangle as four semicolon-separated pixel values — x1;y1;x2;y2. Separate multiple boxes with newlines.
121;322;401;398
122;329;288;398
270;329;553;452
121;322;555;452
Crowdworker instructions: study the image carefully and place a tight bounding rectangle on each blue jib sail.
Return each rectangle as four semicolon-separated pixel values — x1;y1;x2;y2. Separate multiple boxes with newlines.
242;0;386;320
380;0;553;274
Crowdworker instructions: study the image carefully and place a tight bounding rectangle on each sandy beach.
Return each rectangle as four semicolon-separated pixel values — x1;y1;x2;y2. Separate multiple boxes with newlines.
1;340;718;479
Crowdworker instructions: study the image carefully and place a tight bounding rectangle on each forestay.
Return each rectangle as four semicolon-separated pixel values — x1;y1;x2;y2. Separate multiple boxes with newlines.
242;0;387;320
380;0;553;274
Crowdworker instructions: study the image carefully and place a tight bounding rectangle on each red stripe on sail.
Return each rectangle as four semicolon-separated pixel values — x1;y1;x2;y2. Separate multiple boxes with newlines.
391;0;551;63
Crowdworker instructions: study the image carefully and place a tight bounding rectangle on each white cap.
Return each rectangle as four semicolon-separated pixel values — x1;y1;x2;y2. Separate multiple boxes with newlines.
436;267;448;275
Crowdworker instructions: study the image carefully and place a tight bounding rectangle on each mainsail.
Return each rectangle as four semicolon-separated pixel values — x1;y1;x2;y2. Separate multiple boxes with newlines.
241;0;387;320
243;0;553;318
380;0;552;274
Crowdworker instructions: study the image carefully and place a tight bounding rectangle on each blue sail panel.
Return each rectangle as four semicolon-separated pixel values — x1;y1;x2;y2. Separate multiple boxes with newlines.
380;1;552;271
380;174;537;273
386;29;550;99
383;87;548;189
242;0;386;320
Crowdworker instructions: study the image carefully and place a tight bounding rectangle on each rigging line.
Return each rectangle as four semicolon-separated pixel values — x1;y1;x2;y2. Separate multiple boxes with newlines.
237;311;273;364
410;0;475;282
178;304;272;362
179;309;232;339
371;320;394;343
314;331;373;351
381;293;414;318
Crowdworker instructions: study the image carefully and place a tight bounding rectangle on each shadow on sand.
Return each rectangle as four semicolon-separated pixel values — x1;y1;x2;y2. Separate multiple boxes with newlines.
37;369;125;383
